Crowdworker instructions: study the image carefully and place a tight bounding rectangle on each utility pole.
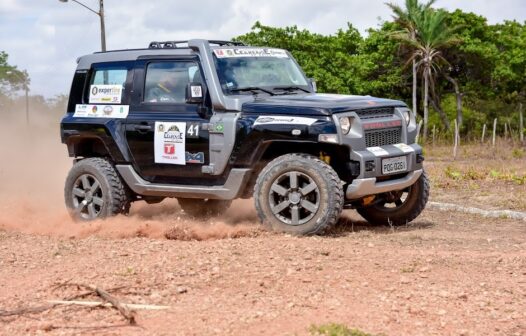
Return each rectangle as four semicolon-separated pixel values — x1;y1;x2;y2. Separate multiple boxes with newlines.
99;0;106;52
59;0;106;52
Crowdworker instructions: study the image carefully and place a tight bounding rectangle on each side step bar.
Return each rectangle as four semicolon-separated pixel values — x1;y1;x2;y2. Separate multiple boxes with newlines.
116;165;251;200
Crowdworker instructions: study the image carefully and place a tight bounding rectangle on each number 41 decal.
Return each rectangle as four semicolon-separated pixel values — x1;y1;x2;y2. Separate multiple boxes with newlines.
187;123;200;138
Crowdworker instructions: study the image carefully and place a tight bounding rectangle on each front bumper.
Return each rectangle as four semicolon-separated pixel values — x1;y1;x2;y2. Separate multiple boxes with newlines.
346;169;423;200
345;143;424;200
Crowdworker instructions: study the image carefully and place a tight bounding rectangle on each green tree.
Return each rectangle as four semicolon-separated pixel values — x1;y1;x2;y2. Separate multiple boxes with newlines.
393;8;460;141
387;0;436;116
355;22;408;99
0;51;30;98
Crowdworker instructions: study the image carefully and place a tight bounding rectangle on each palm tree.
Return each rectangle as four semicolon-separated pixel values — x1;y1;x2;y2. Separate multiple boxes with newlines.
393;8;460;141
387;0;436;117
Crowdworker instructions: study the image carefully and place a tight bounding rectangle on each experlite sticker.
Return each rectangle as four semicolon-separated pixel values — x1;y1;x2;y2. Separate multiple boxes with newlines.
89;84;123;104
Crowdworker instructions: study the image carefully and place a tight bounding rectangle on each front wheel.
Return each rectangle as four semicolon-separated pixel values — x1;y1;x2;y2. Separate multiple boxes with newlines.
357;171;429;226
254;154;344;235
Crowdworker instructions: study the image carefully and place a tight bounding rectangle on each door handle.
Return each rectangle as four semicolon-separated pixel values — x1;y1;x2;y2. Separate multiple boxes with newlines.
134;125;152;132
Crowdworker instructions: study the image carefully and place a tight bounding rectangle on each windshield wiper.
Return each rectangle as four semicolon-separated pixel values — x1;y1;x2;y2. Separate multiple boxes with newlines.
272;86;311;94
230;87;275;96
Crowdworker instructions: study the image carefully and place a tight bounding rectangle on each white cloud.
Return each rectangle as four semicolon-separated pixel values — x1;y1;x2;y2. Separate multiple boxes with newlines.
0;0;524;98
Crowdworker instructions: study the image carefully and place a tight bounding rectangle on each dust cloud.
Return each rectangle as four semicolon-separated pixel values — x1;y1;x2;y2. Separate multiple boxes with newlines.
0;109;261;240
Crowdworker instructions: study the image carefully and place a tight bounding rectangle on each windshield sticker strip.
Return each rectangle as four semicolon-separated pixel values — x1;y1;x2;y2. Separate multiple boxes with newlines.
253;116;317;126
73;104;129;118
214;48;289;58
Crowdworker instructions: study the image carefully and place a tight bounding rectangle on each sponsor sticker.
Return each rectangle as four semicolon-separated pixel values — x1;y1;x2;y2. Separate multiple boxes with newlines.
393;143;415;153
253;116;317;126
185;152;205;164
367;146;390;157
154;122;186;165
213;48;289;59
73;104;129;118
190;85;202;98
89;84;123;104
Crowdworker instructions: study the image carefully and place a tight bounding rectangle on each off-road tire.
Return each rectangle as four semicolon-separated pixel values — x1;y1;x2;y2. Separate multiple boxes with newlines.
65;158;130;221
254;154;344;235
357;171;430;226
178;198;232;218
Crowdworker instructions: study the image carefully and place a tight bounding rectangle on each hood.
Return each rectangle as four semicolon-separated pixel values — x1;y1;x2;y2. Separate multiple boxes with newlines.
242;93;407;116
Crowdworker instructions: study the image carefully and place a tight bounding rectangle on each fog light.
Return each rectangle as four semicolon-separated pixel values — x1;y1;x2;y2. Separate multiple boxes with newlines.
318;134;339;144
365;160;376;172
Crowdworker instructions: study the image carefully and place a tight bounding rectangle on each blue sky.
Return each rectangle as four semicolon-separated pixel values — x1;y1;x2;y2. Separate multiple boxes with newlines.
1;0;525;98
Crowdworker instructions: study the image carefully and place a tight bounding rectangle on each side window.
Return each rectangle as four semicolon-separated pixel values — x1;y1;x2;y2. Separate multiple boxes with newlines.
144;61;203;104
87;67;128;104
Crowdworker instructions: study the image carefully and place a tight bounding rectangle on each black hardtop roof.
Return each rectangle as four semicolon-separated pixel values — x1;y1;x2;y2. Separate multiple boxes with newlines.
75;40;287;70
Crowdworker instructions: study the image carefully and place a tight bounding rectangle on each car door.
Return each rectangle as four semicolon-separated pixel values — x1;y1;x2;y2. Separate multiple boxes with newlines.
125;57;212;184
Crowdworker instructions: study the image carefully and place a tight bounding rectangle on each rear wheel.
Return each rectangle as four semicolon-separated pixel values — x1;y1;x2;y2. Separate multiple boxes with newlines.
65;158;130;221
357;171;429;226
177;198;232;218
254;154;343;235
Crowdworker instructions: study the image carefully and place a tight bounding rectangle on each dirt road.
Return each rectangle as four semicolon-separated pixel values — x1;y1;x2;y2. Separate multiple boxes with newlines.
1;205;525;336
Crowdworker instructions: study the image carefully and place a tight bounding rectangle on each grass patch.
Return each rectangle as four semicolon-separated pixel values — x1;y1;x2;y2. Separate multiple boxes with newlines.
309;323;374;336
512;148;525;159
442;166;525;185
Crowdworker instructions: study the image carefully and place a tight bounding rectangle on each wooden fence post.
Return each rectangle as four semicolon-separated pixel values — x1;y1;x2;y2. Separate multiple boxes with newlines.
481;124;486;143
492;118;497;147
453;119;459;160
520;103;524;144
432;125;436;146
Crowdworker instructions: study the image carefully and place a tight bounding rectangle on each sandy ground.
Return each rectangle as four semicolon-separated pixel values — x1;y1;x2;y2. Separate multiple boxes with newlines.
0;115;525;335
1;208;525;336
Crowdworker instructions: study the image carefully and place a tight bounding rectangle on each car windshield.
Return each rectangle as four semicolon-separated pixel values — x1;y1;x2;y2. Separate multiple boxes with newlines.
213;48;310;95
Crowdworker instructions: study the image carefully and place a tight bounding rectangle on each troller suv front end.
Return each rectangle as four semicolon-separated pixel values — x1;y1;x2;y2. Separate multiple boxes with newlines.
332;104;428;226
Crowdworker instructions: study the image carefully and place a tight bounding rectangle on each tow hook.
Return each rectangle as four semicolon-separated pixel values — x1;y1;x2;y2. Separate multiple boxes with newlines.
362;195;376;206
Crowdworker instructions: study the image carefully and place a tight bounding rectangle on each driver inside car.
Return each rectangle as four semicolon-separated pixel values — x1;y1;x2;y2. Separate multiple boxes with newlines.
147;71;185;103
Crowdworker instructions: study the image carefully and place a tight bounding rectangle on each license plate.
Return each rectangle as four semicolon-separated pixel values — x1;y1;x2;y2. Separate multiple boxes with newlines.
382;156;407;175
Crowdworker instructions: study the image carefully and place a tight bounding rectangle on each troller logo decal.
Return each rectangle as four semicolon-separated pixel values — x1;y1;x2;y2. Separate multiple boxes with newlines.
363;120;402;130
164;143;175;155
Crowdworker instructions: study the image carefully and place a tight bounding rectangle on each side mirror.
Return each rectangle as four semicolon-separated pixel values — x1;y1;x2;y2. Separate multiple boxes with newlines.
308;78;317;93
185;82;204;104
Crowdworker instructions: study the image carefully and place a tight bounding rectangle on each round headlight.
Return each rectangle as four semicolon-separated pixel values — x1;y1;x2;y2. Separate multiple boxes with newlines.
403;110;411;125
340;117;351;134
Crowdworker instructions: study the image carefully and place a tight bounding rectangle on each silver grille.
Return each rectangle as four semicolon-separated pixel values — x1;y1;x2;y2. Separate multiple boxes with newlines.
365;127;401;147
356;107;394;120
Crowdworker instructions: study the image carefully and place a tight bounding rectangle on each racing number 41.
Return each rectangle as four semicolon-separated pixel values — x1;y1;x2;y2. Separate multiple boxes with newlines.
187;123;200;138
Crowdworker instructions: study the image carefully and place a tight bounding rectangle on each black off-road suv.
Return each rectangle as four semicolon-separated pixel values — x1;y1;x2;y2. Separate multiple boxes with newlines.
61;39;429;235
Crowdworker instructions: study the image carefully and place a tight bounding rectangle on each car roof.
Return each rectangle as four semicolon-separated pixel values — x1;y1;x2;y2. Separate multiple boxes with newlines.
75;42;285;70
76;48;196;70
